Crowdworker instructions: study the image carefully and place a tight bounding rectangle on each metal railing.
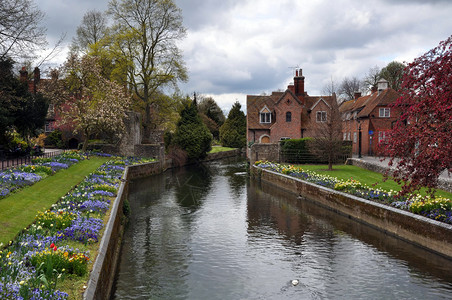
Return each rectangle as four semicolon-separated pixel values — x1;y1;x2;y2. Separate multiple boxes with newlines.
0;149;64;170
280;149;351;164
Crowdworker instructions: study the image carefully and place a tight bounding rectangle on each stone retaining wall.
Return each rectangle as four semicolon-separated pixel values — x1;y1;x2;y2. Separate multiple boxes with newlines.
83;161;164;300
83;150;242;299
251;165;452;259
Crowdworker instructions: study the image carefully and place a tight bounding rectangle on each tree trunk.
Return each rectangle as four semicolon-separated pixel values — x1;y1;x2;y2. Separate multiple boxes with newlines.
142;102;151;143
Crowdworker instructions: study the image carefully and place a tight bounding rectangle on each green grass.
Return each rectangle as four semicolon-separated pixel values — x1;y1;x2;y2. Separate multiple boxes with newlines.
209;146;236;153
297;164;452;199
0;157;109;245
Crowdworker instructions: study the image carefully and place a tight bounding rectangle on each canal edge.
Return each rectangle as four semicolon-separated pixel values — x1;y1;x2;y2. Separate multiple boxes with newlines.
251;165;452;260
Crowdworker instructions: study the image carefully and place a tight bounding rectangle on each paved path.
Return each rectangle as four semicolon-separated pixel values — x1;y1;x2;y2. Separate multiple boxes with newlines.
348;155;452;193
354;155;451;180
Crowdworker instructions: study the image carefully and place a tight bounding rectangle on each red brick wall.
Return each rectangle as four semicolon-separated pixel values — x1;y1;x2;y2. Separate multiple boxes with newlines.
304;100;331;138
270;96;303;142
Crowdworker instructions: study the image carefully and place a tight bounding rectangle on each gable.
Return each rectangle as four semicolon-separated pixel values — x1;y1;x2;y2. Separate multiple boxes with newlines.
310;97;331;111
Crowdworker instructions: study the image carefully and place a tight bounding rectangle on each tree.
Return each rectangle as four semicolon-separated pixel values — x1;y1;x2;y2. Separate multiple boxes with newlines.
380;61;406;91
0;0;46;59
172;99;212;160
107;0;188;141
363;65;382;92
321;76;338;97
71;10;108;55
338;76;362;101
219;101;246;148
308;97;343;170
0;57;48;145
45;54;131;151
381;36;452;196
198;96;225;140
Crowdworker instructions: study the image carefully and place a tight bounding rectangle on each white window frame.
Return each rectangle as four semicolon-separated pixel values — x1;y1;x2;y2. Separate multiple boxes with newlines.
316;111;327;122
353;132;357;144
260;106;272;124
378;131;387;143
379;107;390;118
45;121;55;133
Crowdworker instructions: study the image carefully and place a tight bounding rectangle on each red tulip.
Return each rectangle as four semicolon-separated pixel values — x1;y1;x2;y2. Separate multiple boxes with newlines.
50;243;55;248
53;246;57;251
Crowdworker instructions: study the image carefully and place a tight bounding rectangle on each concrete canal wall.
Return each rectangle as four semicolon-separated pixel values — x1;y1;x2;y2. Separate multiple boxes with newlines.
84;149;242;299
251;165;452;259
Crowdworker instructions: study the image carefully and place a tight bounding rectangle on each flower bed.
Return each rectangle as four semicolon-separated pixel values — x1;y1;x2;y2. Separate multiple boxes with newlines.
0;154;155;299
255;161;452;224
0;151;85;199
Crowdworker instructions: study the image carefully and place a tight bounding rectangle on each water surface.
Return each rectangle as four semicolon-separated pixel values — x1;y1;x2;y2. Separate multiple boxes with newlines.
113;158;452;299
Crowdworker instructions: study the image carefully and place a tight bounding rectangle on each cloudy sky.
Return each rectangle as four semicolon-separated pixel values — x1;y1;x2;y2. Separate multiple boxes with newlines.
36;0;452;113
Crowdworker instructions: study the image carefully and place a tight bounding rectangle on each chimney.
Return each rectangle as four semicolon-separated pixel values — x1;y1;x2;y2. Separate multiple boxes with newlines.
19;67;28;82
34;67;40;82
354;91;361;100
288;83;295;93
377;79;389;95
293;68;305;99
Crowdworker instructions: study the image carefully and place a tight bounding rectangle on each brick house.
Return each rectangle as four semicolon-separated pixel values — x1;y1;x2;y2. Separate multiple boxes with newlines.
20;67;81;148
339;79;401;156
247;68;337;145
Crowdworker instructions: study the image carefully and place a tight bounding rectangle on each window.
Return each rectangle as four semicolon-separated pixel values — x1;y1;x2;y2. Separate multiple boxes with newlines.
379;108;390;118
286;111;292;122
316;111;327;122
378;131;388;143
45;121;55;133
260;107;272;123
343;133;347;140
347;132;351;140
260;112;271;123
353;132;357;143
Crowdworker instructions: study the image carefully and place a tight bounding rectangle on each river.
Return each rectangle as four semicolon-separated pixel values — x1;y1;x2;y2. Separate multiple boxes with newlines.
112;157;452;299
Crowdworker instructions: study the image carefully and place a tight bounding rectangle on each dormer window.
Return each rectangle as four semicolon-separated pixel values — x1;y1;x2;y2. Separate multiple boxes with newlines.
260;106;272;123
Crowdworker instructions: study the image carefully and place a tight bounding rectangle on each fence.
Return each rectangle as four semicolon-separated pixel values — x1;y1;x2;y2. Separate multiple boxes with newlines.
280;149;351;164
0;149;64;170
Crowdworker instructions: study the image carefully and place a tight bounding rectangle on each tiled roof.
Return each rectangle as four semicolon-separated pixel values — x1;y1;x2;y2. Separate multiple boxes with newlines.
339;88;400;118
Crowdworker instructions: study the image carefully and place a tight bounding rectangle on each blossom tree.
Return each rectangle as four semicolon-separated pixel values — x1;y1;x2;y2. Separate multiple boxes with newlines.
381;35;452;196
47;54;131;151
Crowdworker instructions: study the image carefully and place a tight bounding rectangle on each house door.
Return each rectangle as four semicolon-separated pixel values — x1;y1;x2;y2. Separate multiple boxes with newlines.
261;136;270;143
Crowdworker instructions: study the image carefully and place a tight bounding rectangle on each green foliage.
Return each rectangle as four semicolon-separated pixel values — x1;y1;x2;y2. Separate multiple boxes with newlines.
45;129;65;148
0;58;49;145
219;101;246;148
172;101;212;160
380;61;406;91
280;138;315;163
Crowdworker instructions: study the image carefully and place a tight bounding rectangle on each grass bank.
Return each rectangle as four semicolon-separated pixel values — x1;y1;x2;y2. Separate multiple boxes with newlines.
0;156;109;245
209;146;236;154
297;164;452;199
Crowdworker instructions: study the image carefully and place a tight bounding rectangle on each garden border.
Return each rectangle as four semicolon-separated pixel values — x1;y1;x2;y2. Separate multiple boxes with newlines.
83;161;164;300
83;149;243;299
251;165;452;259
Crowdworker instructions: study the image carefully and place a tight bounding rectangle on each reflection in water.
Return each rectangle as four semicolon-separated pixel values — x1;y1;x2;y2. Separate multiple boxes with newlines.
113;158;452;299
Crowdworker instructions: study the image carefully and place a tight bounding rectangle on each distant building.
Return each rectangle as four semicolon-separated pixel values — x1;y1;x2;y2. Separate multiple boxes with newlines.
339;79;401;156
246;68;337;145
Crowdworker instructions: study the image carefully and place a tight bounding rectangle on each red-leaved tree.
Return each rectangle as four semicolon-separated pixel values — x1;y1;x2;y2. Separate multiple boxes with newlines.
381;35;452;196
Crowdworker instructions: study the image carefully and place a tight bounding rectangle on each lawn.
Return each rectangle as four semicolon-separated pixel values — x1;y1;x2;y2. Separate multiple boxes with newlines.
297;164;452;199
209;146;237;153
0;156;109;245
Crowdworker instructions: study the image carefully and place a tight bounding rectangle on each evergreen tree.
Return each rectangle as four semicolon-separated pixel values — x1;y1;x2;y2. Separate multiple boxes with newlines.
0;58;49;146
219;101;246;148
173;100;212;159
